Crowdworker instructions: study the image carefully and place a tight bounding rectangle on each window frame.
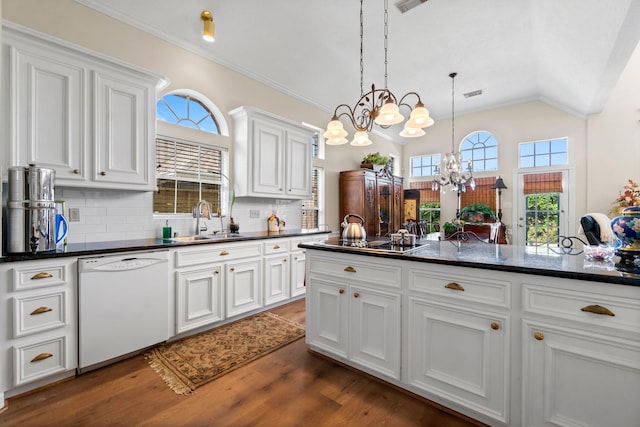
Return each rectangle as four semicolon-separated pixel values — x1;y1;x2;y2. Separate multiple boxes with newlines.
410;154;441;177
460;130;498;172
519;137;568;169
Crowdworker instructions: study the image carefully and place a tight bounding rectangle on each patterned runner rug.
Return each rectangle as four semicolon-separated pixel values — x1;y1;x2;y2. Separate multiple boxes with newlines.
145;311;305;395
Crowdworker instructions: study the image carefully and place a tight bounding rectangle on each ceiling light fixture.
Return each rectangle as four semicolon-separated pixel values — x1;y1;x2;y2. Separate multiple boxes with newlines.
432;72;475;194
323;0;434;146
201;10;215;42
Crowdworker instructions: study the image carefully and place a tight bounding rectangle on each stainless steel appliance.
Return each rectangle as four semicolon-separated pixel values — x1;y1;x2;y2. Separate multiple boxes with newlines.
77;250;170;373
7;164;58;253
341;214;367;244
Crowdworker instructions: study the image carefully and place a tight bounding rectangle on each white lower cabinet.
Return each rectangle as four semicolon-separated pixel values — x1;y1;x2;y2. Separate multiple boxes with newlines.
407;298;509;424
290;249;307;297
175;265;224;334
264;255;290;306
226;258;262;317
522;320;640;427
521;280;640;427
306;253;402;380
0;258;77;404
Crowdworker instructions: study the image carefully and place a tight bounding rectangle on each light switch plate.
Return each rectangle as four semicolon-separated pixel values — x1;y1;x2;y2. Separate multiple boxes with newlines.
68;207;80;222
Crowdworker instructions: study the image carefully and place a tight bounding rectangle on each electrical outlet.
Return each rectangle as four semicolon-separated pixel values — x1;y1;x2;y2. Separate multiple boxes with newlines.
68;207;80;222
250;210;260;219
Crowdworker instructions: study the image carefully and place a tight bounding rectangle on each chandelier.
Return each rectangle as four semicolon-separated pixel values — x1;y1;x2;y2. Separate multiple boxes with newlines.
323;0;434;146
431;72;475;193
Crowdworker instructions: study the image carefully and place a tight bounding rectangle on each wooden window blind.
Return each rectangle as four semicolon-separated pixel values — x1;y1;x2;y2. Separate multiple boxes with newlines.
460;176;498;213
409;181;441;204
523;172;563;195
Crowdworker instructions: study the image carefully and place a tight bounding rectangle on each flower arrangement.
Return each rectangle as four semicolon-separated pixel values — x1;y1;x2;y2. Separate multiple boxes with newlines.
610;179;640;216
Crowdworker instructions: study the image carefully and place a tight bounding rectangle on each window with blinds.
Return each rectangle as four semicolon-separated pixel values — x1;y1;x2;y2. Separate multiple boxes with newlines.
154;138;228;214
301;167;320;229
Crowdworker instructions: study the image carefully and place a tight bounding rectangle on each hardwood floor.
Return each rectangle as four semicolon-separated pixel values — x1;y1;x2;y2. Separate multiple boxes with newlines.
0;299;486;427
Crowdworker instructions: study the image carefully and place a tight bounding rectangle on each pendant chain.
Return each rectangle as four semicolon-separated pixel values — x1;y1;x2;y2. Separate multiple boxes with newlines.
359;0;364;96
384;0;389;90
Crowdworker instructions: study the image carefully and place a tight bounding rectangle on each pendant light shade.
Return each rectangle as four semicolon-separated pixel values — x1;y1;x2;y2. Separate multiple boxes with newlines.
405;102;434;128
375;100;405;125
350;130;373;146
201;11;215;42
399;125;425;138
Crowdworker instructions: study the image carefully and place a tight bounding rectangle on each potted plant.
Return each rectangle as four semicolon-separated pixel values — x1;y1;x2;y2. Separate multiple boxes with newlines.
361;152;390;172
459;202;497;224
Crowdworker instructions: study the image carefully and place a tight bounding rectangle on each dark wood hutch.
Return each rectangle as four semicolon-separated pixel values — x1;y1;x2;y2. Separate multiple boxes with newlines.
339;167;404;237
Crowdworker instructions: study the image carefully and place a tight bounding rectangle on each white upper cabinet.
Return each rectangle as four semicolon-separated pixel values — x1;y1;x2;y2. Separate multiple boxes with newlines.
229;106;313;199
2;24;165;191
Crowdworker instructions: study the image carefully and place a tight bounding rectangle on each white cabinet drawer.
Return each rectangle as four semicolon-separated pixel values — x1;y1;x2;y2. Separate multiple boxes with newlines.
12;263;69;291
175;242;262;267
523;284;640;334
408;266;511;309
13;291;67;337
309;254;402;289
263;240;290;255
13;336;69;386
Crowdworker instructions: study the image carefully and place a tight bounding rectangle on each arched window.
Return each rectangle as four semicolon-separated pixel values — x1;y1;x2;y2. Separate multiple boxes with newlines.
460;131;498;172
156;90;229;136
154;90;230;215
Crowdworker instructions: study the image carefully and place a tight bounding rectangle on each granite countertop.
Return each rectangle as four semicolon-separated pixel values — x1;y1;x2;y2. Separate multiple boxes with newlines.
300;237;640;287
0;229;331;263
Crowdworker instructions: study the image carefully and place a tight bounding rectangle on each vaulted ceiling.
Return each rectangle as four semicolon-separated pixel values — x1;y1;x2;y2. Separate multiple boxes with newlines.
78;0;640;139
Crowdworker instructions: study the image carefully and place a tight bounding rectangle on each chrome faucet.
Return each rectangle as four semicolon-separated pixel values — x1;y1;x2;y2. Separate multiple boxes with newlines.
194;200;212;236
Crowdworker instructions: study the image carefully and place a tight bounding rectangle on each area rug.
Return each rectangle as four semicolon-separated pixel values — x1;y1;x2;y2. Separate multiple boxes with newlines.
145;312;305;395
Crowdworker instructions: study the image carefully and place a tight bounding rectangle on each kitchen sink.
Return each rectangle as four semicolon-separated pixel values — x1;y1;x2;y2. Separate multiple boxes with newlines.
170;234;246;242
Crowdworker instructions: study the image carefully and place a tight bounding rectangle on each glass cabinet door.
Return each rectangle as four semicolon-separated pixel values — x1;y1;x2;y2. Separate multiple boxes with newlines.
379;181;392;236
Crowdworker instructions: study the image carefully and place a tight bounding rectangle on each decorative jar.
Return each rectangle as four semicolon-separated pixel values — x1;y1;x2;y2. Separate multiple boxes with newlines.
611;206;640;251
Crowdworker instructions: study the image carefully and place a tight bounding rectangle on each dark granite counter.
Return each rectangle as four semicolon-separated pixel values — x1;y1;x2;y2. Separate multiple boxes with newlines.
1;229;330;263
300;238;640;287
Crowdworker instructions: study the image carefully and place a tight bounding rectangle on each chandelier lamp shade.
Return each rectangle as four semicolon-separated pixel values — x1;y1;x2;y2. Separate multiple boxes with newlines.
323;0;434;146
431;72;475;194
201;11;215;42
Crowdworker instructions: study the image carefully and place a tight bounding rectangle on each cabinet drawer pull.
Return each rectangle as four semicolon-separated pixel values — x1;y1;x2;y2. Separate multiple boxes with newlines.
353;292;360;298
31;271;53;280
31;272;53;280
534;332;544;341
581;304;615;317
445;282;465;291
30;307;53;315
31;352;53;363
490;322;500;330
273;244;281;249
220;250;229;256
339;289;345;294
344;266;357;273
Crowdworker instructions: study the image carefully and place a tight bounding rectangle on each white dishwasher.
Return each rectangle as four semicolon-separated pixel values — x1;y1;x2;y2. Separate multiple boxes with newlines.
78;250;169;372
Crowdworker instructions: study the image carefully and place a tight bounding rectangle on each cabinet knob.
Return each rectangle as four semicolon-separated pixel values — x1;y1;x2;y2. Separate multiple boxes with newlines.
344;266;357;273
30;307;53;316
534;331;544;341
214;270;219;275
353;292;360;298
31;352;53;363
339;288;345;294
580;304;615;317
31;272;53;280
490;322;500;330
444;282;465;291
294;257;298;260
100;171;106;176
72;169;80;174
230;267;235;272
283;258;287;262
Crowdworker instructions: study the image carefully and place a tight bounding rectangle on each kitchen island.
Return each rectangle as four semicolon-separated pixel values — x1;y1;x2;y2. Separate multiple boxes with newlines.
300;239;640;427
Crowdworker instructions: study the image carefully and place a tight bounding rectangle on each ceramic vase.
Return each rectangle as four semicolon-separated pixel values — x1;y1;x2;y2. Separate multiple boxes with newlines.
611;206;640;251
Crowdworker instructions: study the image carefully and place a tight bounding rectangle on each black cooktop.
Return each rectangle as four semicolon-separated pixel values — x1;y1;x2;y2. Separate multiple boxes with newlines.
322;237;428;254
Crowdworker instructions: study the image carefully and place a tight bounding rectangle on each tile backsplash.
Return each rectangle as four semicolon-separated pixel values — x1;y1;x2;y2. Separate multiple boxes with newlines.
56;187;303;244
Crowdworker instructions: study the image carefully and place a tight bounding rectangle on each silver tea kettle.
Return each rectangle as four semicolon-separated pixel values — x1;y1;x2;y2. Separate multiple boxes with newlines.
341;214;366;242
